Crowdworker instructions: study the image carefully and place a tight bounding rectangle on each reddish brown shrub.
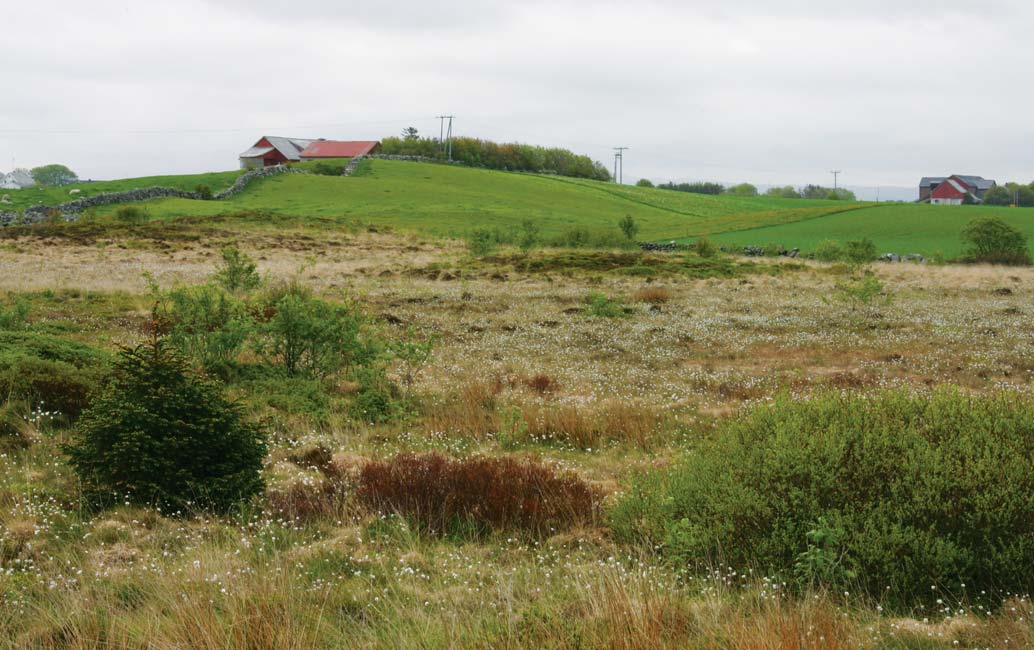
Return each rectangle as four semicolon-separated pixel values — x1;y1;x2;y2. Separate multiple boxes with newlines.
633;286;671;305
356;452;600;536
525;373;559;395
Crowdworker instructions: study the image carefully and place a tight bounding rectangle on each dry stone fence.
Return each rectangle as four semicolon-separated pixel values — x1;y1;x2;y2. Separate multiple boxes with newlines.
0;165;308;227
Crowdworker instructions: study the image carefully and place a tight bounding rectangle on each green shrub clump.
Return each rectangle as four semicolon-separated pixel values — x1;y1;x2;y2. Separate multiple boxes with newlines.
814;239;844;262
583;292;628;318
257;283;375;377
66;337;266;512
961;217;1031;265
611;389;1034;610
0;331;108;417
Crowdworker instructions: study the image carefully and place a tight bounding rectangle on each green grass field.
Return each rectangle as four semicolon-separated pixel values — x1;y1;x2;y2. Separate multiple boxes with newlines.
702;202;1034;257
1;170;246;212
93;161;862;241
5;159;1033;256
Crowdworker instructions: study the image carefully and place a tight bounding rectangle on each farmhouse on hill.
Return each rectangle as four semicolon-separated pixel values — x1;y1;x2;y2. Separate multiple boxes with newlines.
238;136;380;169
918;175;996;205
0;169;35;189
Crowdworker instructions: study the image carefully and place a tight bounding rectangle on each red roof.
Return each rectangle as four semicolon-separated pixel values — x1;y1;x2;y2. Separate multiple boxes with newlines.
299;140;379;158
930;178;970;200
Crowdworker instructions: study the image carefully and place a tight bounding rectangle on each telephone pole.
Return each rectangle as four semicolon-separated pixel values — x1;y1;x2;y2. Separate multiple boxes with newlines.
436;115;455;159
830;170;842;190
613;147;628;184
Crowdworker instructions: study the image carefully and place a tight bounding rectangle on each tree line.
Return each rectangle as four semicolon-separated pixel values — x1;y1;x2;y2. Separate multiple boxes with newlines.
982;182;1034;207
638;178;856;201
380;129;611;181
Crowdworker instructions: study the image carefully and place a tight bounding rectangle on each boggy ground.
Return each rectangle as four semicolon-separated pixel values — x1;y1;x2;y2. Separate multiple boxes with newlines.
1;224;1032;648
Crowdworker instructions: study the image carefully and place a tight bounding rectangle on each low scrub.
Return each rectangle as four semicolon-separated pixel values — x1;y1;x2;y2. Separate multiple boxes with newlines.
356;452;600;536
611;388;1034;610
0;331;108;417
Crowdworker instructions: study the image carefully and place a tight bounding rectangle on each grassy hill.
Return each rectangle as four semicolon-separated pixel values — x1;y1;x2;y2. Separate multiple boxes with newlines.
101;160;862;241
6;159;1033;256
700;202;1034;257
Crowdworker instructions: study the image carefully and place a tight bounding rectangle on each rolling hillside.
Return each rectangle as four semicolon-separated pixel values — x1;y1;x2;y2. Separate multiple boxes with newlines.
700;202;1034;257
5;159;1033;255
95;160;861;241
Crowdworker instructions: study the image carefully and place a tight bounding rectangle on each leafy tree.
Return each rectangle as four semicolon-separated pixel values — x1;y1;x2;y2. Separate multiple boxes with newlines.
982;185;1013;206
766;185;801;199
635;178;654;188
961;217;1031;265
401;127;420;141
618;214;639;241
724;183;758;197
30;164;78;187
65;336;266;512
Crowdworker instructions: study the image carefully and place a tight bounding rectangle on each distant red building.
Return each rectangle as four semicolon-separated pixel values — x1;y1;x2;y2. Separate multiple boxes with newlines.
919;175;996;205
239;136;380;169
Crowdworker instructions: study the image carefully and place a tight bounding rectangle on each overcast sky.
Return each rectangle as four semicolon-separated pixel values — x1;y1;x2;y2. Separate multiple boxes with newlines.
3;0;1033;196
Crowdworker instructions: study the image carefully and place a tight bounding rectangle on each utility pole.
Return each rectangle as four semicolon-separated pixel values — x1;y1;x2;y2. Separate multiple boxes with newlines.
830;170;842;190
436;115;455;159
613;147;628;184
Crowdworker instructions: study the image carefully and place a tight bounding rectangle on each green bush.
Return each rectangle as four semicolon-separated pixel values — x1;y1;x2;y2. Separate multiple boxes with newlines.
814;239;844;262
195;184;213;200
583;292;628;318
961;217;1031;265
693;236;718;258
0;332;108;417
610;389;1034;610
844;237;877;264
0;297;30;330
66;337;266;512
114;206;148;223
256;284;375;377
618;215;639;241
309;161;345;177
466;229;498;258
213;246;262;293
162;285;253;375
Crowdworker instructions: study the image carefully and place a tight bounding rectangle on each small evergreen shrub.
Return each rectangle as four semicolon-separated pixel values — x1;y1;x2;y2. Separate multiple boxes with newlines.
195;184;213;200
66;337;266;512
610;388;1034;610
357;452;600;537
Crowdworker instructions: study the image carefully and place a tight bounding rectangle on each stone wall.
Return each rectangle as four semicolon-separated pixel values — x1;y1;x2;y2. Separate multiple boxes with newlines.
0;165;308;227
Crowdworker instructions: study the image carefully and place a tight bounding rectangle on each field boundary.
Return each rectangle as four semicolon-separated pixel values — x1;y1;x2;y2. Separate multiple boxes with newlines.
0;165;309;227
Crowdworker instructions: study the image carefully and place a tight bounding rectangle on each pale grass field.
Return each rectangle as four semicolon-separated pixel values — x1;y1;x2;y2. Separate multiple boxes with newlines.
1;229;1033;648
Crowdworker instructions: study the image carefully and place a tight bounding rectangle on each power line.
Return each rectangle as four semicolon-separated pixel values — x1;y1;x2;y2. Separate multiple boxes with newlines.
436;115;455;160
613;147;628;184
0;117;438;136
830;170;842;189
